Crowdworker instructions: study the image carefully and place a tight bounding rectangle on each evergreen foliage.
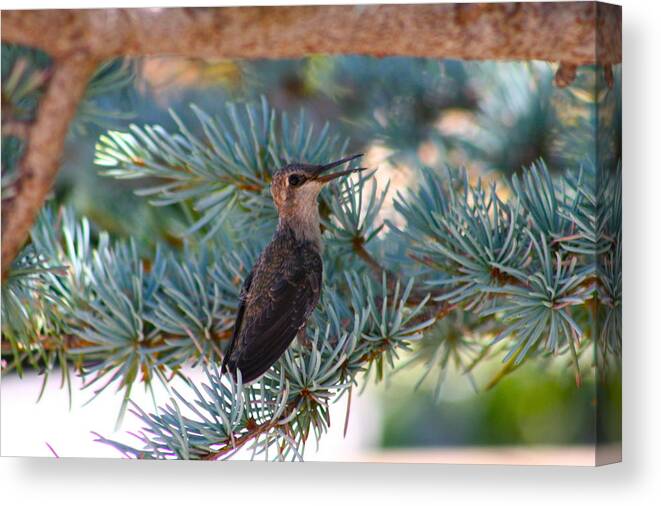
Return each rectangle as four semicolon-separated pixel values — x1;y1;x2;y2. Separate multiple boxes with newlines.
1;47;621;459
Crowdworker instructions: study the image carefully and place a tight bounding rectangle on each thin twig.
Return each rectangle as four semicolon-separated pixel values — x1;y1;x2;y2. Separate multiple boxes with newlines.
2;121;31;139
45;441;60;458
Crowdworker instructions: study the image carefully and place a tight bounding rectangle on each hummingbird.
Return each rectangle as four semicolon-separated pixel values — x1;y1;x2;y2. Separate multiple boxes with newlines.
222;153;365;383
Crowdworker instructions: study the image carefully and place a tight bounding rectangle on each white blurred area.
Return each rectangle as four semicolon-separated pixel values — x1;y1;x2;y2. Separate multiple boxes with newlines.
0;368;382;461
1;368;599;465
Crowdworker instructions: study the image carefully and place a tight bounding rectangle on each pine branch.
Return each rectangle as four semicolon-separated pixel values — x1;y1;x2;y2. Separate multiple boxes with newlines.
387;160;620;388
96;273;436;460
95;98;347;242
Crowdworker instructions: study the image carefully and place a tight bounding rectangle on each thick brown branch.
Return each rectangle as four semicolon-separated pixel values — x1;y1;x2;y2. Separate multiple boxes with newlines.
1;54;97;280
2;4;621;66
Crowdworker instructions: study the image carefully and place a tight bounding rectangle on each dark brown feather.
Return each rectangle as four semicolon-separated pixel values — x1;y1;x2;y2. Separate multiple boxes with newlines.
222;226;322;383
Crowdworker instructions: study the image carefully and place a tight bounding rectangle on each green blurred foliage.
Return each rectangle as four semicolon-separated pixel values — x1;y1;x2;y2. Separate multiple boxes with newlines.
380;362;597;447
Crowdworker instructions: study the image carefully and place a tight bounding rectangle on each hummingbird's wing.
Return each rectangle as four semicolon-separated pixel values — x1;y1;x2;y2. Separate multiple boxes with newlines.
221;269;254;374
223;245;322;383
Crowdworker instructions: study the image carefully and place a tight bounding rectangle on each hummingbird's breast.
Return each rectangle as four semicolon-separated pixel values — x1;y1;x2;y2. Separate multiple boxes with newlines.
277;204;323;251
245;226;323;312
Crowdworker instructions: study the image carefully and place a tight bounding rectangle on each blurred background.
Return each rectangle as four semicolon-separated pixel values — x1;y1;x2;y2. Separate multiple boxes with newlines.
1;53;621;461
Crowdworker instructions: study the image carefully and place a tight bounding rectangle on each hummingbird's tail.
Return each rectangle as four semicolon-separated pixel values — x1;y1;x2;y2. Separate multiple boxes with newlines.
221;352;235;377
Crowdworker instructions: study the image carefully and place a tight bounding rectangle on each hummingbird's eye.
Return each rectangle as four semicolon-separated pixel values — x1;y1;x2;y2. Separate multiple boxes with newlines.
288;174;303;187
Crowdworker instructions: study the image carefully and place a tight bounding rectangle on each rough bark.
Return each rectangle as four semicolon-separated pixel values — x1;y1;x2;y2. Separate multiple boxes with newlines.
1;4;622;65
0;3;622;279
1;54;97;279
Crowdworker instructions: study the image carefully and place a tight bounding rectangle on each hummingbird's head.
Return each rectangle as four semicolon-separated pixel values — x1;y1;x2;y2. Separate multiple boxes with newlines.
270;153;364;215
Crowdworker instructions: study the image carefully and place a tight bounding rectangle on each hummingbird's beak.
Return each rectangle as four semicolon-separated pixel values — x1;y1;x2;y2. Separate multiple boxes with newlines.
314;153;365;183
